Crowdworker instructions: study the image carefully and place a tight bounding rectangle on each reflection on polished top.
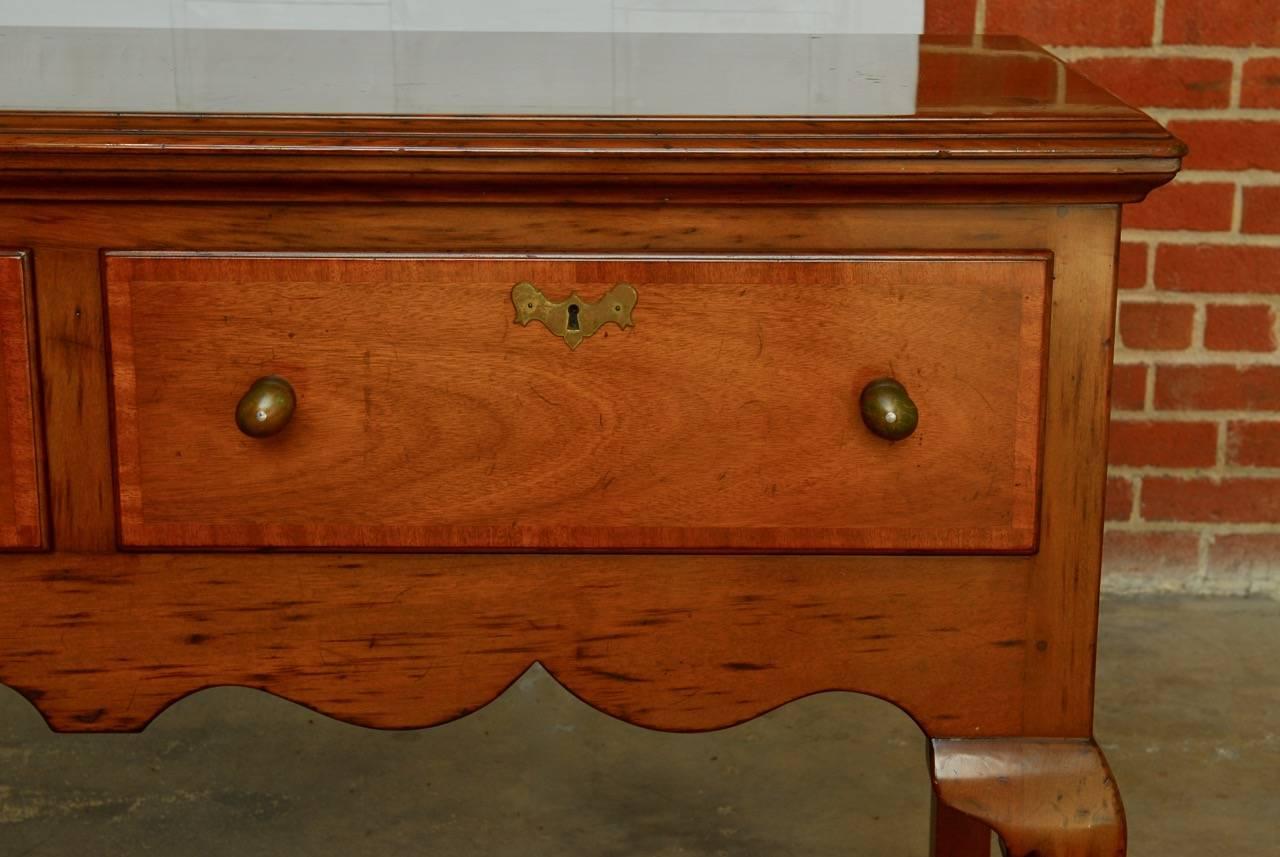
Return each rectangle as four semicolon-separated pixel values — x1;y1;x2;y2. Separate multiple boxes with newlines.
0;28;1126;117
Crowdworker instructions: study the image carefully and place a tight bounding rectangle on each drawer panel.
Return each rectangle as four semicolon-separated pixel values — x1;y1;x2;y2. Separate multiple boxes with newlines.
105;253;1048;552
0;253;43;549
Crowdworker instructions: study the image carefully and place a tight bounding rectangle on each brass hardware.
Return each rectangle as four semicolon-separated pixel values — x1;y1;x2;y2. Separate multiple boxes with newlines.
859;378;918;441
511;281;637;350
235;375;296;438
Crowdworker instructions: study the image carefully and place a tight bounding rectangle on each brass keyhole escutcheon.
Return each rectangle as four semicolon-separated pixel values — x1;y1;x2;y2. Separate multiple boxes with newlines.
512;281;637;350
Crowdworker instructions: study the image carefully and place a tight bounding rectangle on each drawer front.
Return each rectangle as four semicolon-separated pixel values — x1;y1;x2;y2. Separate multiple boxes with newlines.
106;253;1048;553
0;253;43;549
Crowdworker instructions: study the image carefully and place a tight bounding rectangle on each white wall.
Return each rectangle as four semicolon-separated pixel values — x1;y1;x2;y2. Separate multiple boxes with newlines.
0;0;922;33
0;1;923;114
0;28;920;114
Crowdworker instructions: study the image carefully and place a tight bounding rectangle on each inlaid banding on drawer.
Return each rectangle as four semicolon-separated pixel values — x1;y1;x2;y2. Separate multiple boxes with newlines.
104;253;1049;553
0;252;44;549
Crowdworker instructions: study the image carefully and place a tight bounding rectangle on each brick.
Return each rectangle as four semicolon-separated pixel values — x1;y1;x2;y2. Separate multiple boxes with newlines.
1164;0;1280;46
1102;530;1200;577
1118;301;1195;350
918;51;1058;106
1204;304;1276;352
1241;186;1280;235
1207;534;1280;589
1070;57;1232;109
1108;419;1217;468
1227;420;1280;467
1124;182;1234;231
1105;477;1134;521
1155;365;1280;411
1117;242;1148;290
924;0;977;33
1143;476;1280;523
1242;57;1280;108
986;0;1156;46
1111;363;1148;411
1168;120;1280;171
1155;245;1280;295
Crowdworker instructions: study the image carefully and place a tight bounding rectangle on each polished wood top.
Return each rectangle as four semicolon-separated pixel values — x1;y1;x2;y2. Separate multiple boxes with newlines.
0;30;1183;203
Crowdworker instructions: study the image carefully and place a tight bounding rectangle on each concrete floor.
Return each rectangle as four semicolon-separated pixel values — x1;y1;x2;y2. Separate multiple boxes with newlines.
0;596;1276;856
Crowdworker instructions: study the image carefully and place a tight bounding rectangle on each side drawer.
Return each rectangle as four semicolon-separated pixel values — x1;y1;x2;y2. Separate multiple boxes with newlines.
0;252;43;549
105;253;1049;553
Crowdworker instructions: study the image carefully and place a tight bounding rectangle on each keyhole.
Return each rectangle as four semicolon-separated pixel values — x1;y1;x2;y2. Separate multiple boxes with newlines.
567;304;580;331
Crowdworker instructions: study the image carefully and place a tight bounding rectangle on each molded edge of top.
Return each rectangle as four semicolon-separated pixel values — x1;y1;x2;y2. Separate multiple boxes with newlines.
0;33;1184;203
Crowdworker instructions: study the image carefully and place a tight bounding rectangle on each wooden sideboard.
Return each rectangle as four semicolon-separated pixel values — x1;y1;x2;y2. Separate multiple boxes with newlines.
0;30;1181;856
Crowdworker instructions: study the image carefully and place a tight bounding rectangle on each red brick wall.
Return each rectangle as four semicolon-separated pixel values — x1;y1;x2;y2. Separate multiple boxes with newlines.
927;0;1280;597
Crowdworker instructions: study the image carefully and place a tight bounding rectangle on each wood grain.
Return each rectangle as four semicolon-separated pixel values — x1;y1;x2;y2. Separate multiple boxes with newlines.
931;738;1125;857
0;551;1030;735
0;203;1119;742
32;249;116;551
1019;207;1120;737
105;253;1049;552
0;202;1058;255
0;203;1118;740
931;799;993;857
0;252;43;548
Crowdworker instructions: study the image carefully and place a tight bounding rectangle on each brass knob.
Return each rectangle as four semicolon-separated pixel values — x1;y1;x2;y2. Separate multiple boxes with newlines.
235;375;296;438
859;378;918;441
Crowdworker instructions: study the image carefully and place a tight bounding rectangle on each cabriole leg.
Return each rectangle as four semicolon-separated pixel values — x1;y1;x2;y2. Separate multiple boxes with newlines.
929;738;1125;857
931;795;993;857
